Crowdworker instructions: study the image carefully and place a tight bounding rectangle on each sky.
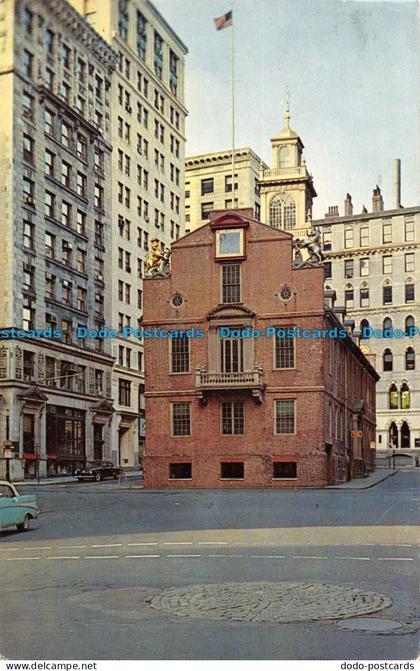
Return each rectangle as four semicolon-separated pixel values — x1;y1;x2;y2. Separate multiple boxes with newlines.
152;0;419;218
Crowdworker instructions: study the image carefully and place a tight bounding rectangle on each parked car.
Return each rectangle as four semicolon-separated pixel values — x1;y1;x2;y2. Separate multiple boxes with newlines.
74;461;121;482
0;481;39;532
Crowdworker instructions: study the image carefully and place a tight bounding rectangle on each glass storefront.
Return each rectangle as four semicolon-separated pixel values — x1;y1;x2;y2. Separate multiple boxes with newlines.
46;405;86;475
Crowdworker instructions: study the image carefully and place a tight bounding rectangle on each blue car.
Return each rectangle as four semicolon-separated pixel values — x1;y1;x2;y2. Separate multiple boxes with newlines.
0;481;39;532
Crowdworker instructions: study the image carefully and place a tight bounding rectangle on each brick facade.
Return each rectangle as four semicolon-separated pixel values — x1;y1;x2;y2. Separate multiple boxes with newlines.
143;209;378;488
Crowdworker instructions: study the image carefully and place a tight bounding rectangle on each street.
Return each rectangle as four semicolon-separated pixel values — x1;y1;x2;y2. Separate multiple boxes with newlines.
0;471;419;660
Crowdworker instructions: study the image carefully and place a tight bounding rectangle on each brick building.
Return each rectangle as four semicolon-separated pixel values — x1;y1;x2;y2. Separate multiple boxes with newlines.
143;209;378;488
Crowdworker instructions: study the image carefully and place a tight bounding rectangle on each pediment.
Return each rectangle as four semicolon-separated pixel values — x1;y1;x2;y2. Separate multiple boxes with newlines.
207;304;256;321
17;386;49;403
91;399;115;414
209;211;250;229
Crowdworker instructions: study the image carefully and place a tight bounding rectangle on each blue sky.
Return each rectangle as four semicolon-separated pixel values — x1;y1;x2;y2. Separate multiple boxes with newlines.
153;0;419;217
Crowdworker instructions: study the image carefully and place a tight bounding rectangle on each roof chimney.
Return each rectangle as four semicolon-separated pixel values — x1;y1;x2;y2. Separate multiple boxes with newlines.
393;159;401;209
325;205;339;218
344;193;353;217
372;185;384;212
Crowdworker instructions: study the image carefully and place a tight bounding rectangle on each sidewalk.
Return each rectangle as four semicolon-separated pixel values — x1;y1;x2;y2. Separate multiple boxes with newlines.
326;468;398;490
15;470;143;486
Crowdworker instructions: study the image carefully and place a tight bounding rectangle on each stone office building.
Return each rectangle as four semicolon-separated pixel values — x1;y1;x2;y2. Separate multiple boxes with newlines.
0;0;117;479
69;0;188;469
143;208;378;488
314;168;420;466
185;147;267;231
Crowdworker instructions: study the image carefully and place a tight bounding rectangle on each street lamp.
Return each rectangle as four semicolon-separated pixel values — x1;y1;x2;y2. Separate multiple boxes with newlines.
3;445;13;483
5;409;9;441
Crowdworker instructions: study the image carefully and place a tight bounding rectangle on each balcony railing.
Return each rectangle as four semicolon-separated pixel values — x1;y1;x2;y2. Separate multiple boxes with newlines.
262;166;308;179
195;365;264;404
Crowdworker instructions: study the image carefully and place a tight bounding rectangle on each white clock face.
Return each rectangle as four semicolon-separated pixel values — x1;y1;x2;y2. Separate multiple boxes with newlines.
216;229;243;257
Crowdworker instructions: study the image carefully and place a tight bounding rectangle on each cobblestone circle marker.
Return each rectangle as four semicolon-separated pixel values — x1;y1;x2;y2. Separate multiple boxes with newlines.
147;582;392;623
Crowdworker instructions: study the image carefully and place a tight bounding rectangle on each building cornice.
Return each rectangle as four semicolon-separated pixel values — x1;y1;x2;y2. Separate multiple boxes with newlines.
186;148;268;169
325;242;419;259
45;0;118;74
314;205;420;226
145;0;189;54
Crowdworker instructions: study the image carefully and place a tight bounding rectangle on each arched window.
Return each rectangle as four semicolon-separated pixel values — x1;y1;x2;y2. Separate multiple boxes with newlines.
405;278;415;304
383;317;392;331
383;349;393;372
389;422;398;448
278;146;289;168
360;319;370;339
405;347;415;371
401;421;410;450
389;384;398;409
344;284;354;309
401;383;410;409
360;282;369;307
405;315;415;335
269;194;296;230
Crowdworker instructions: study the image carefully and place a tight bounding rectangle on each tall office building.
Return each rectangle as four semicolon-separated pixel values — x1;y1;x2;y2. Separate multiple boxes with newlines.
185;148;267;231
69;0;188;468
314;164;420;466
0;0;117;479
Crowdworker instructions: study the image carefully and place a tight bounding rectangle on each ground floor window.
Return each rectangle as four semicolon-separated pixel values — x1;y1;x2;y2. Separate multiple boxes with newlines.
169;462;192;480
275;399;295;434
171;402;191;436
221;401;244;435
272;461;297;479
46;405;85;459
220;461;244;479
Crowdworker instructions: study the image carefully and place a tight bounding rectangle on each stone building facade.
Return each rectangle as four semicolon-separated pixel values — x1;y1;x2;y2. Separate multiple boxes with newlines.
0;0;117;479
143;208;378;488
69;0;188;469
314;183;420;467
185;148;267;231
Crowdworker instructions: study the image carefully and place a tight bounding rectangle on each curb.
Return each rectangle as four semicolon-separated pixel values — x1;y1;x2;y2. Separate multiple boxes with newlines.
326;470;398;490
14;475;143;487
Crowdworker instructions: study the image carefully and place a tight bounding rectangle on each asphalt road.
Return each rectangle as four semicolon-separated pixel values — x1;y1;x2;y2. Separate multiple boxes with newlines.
0;470;418;660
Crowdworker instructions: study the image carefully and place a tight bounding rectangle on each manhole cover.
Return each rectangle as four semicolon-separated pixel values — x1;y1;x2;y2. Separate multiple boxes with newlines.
147;582;391;623
336;618;404;632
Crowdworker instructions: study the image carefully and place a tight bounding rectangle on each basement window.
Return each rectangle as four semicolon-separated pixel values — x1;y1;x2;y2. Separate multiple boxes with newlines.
272;461;297;479
169;463;192;480
220;462;244;479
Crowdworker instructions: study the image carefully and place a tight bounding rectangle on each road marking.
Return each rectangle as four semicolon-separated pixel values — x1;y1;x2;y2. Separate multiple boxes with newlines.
6;557;41;561
338;557;371;561
85;555;120;560
208;554;244;558
249;555;286;559
22;547;52;551
166;554;201;558
127;542;158;546
47;556;80;560
57;545;89;549
163;542;193;546
292;555;329;560
198;541;228;545
91;543;122;548
377;557;413;561
126;554;160;559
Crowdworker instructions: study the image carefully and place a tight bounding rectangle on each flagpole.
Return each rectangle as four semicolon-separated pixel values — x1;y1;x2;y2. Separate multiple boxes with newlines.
231;0;235;206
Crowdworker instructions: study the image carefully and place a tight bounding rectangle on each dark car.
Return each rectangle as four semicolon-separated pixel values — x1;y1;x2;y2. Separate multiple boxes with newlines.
74;461;121;482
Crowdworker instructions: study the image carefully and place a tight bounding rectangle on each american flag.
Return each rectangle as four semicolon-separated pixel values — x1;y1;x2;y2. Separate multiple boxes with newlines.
214;10;233;31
